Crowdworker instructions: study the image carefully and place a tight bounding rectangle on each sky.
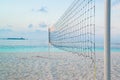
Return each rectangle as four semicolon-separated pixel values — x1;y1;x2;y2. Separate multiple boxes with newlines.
0;0;120;43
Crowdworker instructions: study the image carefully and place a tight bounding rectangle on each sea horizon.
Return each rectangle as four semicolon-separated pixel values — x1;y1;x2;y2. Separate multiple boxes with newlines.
0;39;120;53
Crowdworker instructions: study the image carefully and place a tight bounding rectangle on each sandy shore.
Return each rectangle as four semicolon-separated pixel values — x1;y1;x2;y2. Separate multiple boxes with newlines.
0;52;119;80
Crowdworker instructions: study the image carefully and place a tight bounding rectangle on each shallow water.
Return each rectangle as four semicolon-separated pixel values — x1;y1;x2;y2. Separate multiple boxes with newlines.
0;40;120;53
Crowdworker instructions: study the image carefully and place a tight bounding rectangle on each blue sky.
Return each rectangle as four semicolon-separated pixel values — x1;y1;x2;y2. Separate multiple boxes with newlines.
0;0;120;43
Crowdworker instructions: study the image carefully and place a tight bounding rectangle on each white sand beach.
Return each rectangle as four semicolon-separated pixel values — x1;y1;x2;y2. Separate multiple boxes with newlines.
0;52;119;80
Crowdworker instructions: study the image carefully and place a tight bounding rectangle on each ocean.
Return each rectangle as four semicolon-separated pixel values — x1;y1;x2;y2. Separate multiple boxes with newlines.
0;40;120;53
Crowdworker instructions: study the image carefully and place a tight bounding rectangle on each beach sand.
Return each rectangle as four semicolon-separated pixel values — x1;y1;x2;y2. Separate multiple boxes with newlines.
0;52;119;80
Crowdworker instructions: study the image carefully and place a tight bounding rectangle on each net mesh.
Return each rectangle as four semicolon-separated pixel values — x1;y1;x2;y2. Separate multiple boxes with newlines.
49;0;96;79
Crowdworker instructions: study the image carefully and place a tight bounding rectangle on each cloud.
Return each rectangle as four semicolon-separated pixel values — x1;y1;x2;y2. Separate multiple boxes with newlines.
38;22;49;31
0;28;14;38
32;6;48;13
27;23;49;31
113;4;120;10
112;0;120;5
39;22;48;28
28;24;33;28
2;24;13;28
0;24;13;31
31;9;34;12
112;0;120;10
7;25;13;27
0;29;13;32
38;7;47;12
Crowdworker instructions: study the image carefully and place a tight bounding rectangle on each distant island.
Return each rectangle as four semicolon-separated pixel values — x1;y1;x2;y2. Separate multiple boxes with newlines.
7;38;26;40
0;38;26;40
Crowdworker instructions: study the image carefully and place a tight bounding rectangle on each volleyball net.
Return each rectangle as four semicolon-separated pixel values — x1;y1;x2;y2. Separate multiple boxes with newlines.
49;0;96;79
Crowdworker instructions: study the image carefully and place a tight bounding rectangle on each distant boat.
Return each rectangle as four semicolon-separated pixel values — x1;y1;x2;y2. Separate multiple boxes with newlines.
6;38;26;40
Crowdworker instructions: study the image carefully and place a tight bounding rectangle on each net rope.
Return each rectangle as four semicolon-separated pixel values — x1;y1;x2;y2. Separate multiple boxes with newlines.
49;0;96;79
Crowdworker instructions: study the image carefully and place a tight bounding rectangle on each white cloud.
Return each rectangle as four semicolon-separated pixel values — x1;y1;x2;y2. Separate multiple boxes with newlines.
39;22;47;28
38;7;47;12
32;6;48;13
28;24;33;28
113;4;120;10
112;0;120;10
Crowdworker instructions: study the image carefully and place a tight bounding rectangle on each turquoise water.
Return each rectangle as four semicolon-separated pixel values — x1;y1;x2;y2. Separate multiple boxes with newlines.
0;40;64;53
0;40;120;53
